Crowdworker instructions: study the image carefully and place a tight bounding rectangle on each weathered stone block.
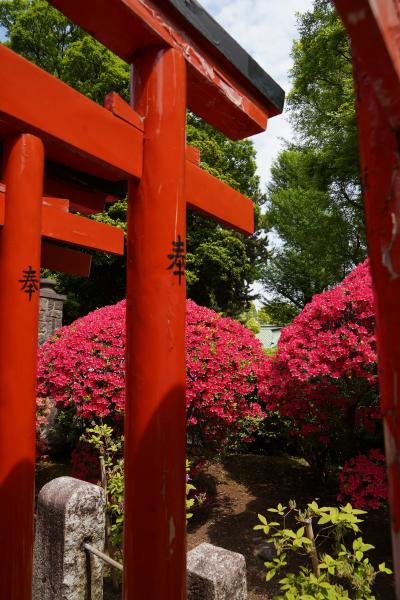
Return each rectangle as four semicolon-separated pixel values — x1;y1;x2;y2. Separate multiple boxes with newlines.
187;543;247;600
33;476;105;600
38;279;66;345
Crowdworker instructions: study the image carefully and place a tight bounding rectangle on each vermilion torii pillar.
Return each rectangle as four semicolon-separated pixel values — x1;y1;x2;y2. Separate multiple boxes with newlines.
0;134;44;600
125;47;188;598
334;1;400;595
0;1;284;598
0;139;125;600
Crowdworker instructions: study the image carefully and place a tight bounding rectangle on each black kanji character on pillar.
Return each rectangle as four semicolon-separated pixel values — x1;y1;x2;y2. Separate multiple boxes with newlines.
19;266;39;301
167;235;186;284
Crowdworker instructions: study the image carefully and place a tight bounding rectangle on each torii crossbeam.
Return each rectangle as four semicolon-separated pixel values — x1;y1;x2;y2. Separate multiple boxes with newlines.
0;2;284;599
334;1;400;596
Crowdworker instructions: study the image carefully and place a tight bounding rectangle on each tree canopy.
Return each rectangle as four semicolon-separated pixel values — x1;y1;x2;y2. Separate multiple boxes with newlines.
0;0;267;319
261;0;366;310
263;147;364;308
186;114;267;315
0;0;130;101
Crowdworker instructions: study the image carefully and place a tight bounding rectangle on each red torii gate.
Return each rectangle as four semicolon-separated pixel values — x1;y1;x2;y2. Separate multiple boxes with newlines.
334;1;400;596
0;1;284;599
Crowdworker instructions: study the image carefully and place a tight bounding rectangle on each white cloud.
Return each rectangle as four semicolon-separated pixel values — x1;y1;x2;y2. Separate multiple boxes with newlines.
201;0;314;190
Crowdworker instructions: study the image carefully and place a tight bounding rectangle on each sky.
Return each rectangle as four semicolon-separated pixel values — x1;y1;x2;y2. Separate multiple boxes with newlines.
201;0;314;191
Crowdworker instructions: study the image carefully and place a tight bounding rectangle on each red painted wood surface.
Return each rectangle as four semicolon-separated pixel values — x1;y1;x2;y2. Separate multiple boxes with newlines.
0;184;4;224
125;46;187;600
334;1;400;595
103;92;254;233
0;3;263;597
0;191;124;255
106;91;254;232
104;92;144;130
352;57;400;598
0;185;93;277
186;160;254;234
41;242;92;277
186;145;201;166
44;176;108;215
0;134;44;600
42;205;124;254
48;0;272;139
42;196;69;212
336;0;400;128
0;45;143;183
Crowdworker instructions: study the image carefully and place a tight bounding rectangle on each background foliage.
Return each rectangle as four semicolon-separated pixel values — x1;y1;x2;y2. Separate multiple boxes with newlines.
261;0;366;311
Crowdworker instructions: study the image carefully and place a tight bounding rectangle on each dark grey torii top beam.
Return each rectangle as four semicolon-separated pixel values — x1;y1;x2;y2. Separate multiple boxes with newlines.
166;0;285;116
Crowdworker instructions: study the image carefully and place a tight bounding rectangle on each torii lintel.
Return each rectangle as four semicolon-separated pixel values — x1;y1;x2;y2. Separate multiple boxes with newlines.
48;0;285;140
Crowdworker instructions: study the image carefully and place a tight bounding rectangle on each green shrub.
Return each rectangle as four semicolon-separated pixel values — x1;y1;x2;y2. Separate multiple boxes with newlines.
227;412;291;455
254;500;391;599
245;317;261;334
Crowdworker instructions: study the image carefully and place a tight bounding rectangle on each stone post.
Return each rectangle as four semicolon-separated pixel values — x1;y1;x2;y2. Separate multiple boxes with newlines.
39;278;66;345
187;543;247;600
33;476;106;600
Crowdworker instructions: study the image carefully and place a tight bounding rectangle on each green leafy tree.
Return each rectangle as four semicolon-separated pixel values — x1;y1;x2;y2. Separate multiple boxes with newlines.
258;301;299;326
186;114;268;315
262;0;366;309
263;148;365;308
1;0;267;319
289;0;360;198
0;0;130;102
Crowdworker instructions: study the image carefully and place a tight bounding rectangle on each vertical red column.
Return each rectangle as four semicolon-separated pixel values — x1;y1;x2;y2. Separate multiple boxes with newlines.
125;47;187;599
0;134;44;599
353;57;400;595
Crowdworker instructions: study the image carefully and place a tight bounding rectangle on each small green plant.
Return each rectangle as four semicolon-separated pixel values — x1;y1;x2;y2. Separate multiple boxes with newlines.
186;459;195;520
254;500;391;599
82;423;124;548
83;424;197;549
264;346;278;357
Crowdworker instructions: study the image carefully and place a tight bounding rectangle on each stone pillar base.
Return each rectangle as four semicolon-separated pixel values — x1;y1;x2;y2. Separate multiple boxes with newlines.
187;543;247;599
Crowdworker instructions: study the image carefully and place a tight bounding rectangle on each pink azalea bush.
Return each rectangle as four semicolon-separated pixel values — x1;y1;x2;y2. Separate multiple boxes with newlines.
186;302;264;453
338;449;387;509
38;302;126;419
37;299;265;455
258;260;380;470
70;443;101;483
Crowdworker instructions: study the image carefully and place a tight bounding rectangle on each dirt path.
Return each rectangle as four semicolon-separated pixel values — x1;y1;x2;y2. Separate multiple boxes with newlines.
187;454;395;600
